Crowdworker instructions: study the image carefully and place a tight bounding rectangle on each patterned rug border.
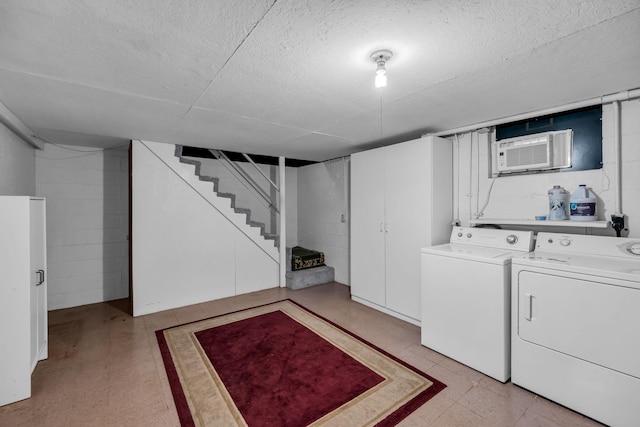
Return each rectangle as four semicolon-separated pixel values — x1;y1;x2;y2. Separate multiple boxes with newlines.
156;299;446;426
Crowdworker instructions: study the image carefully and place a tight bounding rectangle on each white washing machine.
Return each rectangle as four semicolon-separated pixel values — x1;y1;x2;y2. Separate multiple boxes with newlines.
511;232;640;427
421;227;534;382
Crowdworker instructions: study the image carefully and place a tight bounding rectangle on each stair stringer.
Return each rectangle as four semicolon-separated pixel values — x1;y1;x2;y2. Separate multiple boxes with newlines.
138;140;279;263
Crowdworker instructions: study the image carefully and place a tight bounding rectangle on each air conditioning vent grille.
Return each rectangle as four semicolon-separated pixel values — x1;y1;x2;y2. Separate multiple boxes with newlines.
506;144;549;167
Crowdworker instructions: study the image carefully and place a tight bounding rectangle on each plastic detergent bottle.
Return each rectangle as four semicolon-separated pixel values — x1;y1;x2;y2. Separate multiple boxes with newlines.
548;185;568;220
570;185;597;221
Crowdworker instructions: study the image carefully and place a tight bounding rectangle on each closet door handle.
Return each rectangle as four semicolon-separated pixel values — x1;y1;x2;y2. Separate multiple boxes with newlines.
36;269;45;286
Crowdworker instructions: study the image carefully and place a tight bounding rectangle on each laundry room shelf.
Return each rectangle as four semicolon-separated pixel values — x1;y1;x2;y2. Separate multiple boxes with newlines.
469;219;610;228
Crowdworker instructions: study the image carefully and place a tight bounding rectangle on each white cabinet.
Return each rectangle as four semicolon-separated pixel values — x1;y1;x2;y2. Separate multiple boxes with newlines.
351;136;452;324
0;196;48;406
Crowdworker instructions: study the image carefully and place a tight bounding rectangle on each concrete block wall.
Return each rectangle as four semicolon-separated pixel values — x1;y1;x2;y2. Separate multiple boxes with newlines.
36;143;129;310
297;158;350;284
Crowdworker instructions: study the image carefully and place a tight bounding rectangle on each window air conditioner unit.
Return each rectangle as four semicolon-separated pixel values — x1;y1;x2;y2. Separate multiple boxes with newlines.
493;129;573;175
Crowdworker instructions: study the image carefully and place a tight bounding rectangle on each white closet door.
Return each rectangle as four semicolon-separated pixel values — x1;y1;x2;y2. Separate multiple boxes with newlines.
384;139;429;321
0;197;31;406
351;148;386;306
30;198;47;368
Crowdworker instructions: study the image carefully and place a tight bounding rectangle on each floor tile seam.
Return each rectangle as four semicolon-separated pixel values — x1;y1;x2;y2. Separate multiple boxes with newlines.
436;358;488;385
429;401;481;426
107;330;152;342
425;366;474;405
522;395;594;426
405;345;446;365
414;394;457;423
521;404;573;427
480;381;539;411
456;385;531;425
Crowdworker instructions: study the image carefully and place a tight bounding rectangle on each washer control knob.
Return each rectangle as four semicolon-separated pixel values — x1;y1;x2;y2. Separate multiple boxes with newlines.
467;233;472;238
458;232;463;237
629;244;640;255
560;239;571;246
506;235;518;244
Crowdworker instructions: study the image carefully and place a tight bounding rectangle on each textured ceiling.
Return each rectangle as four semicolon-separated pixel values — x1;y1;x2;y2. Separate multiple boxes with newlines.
1;1;639;161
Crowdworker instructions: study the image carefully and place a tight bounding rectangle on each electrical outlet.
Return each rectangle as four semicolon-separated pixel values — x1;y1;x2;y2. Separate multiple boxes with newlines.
340;213;346;223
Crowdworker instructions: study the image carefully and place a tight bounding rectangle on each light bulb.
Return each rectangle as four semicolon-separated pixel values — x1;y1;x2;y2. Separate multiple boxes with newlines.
375;69;387;88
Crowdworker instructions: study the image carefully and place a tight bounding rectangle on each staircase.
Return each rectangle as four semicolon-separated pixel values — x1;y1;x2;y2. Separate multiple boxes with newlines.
132;140;281;315
174;145;279;247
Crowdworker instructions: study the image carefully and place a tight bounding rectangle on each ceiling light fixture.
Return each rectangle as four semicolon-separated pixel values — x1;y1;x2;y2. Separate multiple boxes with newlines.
370;49;393;88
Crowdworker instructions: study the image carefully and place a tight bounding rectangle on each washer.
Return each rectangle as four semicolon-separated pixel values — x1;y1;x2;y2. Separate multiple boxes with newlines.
511;232;640;427
421;227;534;382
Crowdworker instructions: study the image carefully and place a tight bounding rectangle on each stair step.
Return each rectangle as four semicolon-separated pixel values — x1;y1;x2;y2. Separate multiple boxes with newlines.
198;175;219;184
217;192;236;208
286;266;335;290
175;145;279;248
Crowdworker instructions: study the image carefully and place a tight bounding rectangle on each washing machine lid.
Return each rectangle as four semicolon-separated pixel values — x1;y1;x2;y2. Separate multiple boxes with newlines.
513;252;640;285
422;243;530;265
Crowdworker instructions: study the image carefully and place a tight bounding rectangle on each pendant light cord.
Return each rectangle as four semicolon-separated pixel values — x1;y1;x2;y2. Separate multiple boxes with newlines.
380;91;383;138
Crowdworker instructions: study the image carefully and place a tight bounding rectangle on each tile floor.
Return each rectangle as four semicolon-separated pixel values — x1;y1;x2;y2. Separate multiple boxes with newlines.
0;282;604;427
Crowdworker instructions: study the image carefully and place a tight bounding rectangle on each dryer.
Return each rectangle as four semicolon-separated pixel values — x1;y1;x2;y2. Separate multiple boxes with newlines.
511;232;640;427
421;227;534;382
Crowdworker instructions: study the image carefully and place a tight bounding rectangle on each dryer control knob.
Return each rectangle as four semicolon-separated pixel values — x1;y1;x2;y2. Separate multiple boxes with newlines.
560;239;571;246
629;244;640;255
506;235;518;244
467;233;472;238
458;232;463;237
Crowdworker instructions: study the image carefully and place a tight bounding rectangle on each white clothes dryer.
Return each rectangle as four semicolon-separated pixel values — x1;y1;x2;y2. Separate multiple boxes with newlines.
421;227;534;382
511;232;640;427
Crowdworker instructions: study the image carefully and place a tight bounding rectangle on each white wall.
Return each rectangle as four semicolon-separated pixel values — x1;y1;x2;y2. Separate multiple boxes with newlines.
0;123;35;196
36;143;129;310
453;99;640;238
297;158;350;284
132;141;278;316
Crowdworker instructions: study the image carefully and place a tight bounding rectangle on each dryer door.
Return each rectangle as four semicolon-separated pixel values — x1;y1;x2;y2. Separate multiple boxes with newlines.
516;270;640;379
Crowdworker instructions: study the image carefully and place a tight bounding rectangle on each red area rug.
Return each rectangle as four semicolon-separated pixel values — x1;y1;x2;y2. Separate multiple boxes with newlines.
156;300;445;426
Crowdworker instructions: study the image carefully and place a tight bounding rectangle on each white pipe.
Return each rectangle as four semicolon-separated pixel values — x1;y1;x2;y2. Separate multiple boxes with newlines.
342;157;349;222
612;101;622;214
451;135;460;225
468;133;473;220
475;131;481;216
476;177;498;219
279;156;287;287
434;88;640;137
